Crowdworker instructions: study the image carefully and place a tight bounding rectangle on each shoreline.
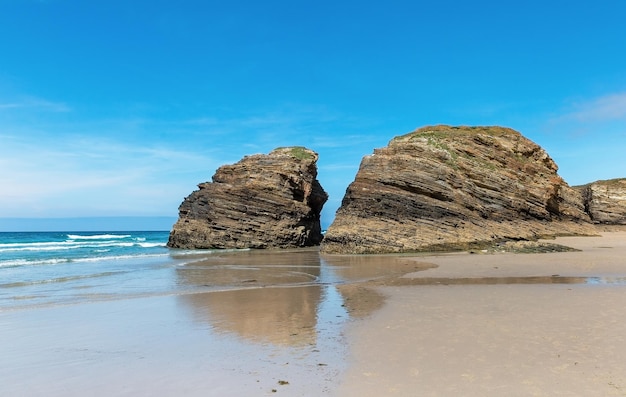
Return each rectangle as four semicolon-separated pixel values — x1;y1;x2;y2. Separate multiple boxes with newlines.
337;231;626;396
2;231;625;395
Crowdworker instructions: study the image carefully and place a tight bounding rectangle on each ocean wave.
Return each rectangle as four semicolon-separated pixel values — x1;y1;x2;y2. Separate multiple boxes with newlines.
67;234;132;240
137;242;165;248
0;252;171;268
0;241;164;253
0;240;76;249
0;258;71;268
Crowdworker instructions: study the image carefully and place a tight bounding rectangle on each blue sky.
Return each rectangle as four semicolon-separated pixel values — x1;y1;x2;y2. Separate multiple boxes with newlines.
1;0;625;230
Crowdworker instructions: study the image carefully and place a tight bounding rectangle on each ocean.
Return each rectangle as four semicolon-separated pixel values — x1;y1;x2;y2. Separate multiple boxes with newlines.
0;230;405;313
0;231;182;310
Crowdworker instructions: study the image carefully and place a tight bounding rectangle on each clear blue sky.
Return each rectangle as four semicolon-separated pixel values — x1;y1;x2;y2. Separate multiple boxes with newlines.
1;0;625;230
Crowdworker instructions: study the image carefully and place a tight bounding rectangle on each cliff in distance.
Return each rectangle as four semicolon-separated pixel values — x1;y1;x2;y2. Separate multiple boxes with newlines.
321;125;597;254
577;178;626;225
167;147;328;249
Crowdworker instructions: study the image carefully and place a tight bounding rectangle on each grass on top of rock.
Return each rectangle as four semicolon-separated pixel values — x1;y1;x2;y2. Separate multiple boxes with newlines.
273;146;316;160
394;125;519;142
593;178;626;187
393;125;537;173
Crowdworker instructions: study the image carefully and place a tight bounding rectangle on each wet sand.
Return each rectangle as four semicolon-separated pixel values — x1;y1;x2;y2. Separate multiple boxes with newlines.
338;232;626;396
0;288;352;396
0;249;427;396
2;232;625;396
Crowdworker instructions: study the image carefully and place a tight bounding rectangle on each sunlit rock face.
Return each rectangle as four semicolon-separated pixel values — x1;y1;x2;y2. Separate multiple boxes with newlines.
577;179;626;224
322;125;595;254
168;147;328;249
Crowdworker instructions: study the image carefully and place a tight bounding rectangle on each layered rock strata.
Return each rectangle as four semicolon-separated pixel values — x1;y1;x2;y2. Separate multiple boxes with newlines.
321;125;596;254
577;179;626;224
168;147;328;249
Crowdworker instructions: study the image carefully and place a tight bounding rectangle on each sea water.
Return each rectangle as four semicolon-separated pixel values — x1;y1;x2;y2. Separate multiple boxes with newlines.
0;230;423;395
0;231;183;309
0;230;360;312
0;229;423;313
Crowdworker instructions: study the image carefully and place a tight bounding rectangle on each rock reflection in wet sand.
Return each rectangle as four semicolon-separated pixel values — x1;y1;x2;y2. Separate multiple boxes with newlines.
179;286;323;346
174;248;626;347
174;249;432;346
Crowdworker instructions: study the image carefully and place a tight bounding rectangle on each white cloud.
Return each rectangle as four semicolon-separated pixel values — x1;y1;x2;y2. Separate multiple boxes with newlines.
553;92;626;123
0;134;217;217
538;91;626;185
0;103;22;109
0;96;71;112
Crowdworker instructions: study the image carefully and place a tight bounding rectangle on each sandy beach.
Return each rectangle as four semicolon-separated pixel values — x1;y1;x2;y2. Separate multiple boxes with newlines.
338;232;626;396
0;249;422;396
2;232;625;396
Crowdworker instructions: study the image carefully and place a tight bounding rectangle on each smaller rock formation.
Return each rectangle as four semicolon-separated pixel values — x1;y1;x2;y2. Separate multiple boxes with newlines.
577;179;626;224
168;147;328;249
321;125;596;254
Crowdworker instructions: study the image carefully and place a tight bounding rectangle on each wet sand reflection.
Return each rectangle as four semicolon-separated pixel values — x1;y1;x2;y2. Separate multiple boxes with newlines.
174;247;626;346
179;286;323;346
174;249;433;346
176;249;626;346
320;254;436;282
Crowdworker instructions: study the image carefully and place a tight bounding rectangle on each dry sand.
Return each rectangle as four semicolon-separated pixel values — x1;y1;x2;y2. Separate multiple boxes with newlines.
337;232;626;396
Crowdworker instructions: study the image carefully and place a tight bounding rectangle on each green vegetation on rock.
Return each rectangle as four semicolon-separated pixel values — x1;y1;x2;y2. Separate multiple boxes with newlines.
393;125;518;142
273;146;316;160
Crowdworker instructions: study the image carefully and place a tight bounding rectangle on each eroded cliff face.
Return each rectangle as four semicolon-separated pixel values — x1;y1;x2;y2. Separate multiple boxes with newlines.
578;179;626;224
168;147;328;249
321;125;596;254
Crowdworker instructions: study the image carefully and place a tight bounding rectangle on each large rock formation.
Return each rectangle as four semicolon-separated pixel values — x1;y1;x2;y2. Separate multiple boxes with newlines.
577;179;626;224
168;147;328;249
321;125;596;254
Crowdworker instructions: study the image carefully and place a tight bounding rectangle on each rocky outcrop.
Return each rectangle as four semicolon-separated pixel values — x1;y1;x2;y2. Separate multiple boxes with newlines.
577;179;626;224
168;147;328;249
321;125;596;254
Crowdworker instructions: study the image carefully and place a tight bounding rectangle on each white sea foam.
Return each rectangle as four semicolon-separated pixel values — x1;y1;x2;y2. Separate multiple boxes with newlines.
0;252;170;268
1;243;118;253
0;245;80;253
137;242;165;248
67;234;132;240
0;240;162;253
0;258;71;268
0;240;76;248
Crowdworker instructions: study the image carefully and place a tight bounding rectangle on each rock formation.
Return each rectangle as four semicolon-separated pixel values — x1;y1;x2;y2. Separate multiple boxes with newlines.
577;179;626;224
168;147;328;249
321;125;596;254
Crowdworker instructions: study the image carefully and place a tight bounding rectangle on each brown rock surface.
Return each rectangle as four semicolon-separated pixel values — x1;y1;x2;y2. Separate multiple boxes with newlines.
577;178;626;224
321;125;595;254
167;147;328;249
